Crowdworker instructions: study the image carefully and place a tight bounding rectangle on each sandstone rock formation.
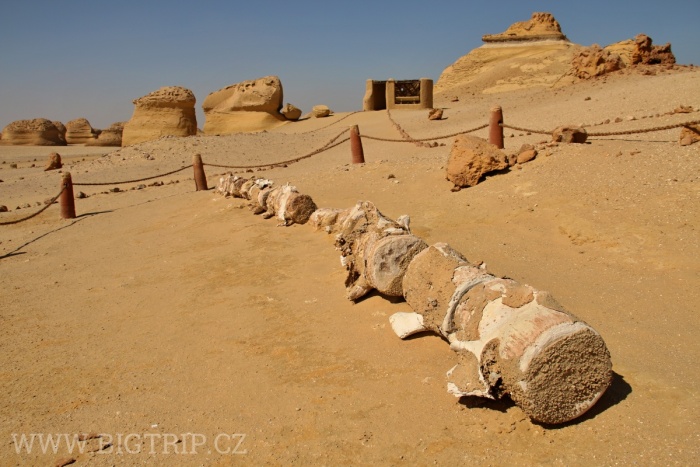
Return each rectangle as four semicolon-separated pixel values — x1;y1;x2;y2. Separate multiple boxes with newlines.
86;121;125;147
0;118;66;146
202;76;285;134
65;118;97;144
571;34;676;79
446;135;509;188
436;12;574;96
482;12;568;43
281;103;302;121
122;86;197;146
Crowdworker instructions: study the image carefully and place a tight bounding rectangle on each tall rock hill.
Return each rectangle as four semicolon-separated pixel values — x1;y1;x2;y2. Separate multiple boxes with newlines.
435;12;678;100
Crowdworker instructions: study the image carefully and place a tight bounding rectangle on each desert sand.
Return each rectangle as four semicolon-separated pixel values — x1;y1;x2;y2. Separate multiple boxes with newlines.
1;67;699;465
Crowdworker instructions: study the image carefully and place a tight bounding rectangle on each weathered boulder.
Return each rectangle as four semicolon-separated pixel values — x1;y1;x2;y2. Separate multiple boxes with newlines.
281;103;302;121
122;86;197;146
680;124;700;146
517;144;537;164
202;76;285;134
65;118;97;144
552;125;588;143
311;105;331;118
86;122;125;147
446;135;509;188
482;12;568;43
44;152;62;171
0;118;66;146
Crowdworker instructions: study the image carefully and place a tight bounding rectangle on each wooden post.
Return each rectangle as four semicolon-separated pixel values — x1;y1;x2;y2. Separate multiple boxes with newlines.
59;172;76;219
193;154;208;191
489;105;504;149
350;125;365;164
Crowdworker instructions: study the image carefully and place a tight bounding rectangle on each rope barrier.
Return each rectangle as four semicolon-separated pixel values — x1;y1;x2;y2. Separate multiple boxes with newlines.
297;111;361;134
73;165;193;186
205;128;351;170
501;119;700;137
0;185;65;226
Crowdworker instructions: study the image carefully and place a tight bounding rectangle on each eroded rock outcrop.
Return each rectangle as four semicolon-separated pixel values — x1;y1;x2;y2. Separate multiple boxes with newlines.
122;86;197;146
65;118;97;144
0;118;66;146
446;135;509;188
482;12;568;43
86;121;125;147
572;34;676;79
202;76;286;134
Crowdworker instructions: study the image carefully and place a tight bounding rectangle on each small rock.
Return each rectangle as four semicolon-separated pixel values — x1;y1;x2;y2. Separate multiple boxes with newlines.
584;96;591;101
54;457;76;467
614;117;623;123
76;192;87;199
387;174;396;179
44;152;62;171
0;205;8;212
137;184;146;190
552;126;588;144
110;187;121;193
428;108;443;120
43;198;56;205
10;163;17;169
517;149;537;164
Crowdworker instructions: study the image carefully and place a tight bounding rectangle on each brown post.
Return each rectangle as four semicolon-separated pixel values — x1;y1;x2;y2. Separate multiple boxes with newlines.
59;172;76;219
489;105;504;149
350;125;365;164
193;153;208;191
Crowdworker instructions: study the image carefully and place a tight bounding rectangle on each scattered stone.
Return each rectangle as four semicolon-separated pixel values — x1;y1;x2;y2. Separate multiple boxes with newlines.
517;149;538;164
137;184;146;190
54;457;76;467
110;187;121;193
44;152;62;171
0;205;8;212
552;125;588;144
76;192;87;199
679;124;700;146
43;198;56;205
674;105;693;114
446;135;509;188
428;108;443;120
10;163;17;169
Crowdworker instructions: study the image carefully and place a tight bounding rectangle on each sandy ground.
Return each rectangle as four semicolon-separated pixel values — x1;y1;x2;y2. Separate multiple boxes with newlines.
1;68;699;465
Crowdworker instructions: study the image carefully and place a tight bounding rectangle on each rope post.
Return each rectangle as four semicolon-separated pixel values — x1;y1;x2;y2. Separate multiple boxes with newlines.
350;125;365;164
193;153;208;191
59;172;76;219
489;105;504;149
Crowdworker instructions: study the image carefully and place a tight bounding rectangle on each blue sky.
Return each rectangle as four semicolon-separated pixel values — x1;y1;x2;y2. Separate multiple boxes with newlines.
1;0;698;130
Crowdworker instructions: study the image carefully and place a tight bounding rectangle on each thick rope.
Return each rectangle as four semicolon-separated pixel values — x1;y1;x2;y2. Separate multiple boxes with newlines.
0;185;66;226
73;165;193;186
501;119;700;137
205;128;351;170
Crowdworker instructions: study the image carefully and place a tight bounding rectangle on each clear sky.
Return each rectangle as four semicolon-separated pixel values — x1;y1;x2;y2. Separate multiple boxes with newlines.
1;0;698;130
